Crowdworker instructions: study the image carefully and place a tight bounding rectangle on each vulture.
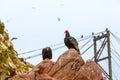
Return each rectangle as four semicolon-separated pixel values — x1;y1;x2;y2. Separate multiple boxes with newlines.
42;46;52;60
64;30;80;55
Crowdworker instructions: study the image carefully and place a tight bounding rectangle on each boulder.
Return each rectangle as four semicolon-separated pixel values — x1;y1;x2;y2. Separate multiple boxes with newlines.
73;60;106;80
48;49;85;80
9;58;55;80
9;49;106;80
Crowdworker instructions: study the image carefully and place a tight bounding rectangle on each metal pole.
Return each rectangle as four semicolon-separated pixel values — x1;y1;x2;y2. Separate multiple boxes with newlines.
107;30;112;80
93;36;97;62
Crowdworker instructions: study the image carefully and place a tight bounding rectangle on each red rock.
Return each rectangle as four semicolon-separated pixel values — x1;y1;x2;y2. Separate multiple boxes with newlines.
48;49;85;80
9;73;30;80
9;59;55;80
36;74;56;80
9;49;106;80
30;58;54;74
73;60;104;80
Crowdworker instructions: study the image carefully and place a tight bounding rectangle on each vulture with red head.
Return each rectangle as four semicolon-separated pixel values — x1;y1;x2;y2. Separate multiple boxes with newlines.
64;30;80;55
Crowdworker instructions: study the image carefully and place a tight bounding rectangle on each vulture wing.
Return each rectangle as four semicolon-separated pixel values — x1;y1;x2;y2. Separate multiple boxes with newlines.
65;36;80;54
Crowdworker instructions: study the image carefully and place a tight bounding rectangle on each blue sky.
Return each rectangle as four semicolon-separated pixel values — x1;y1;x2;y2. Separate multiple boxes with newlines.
0;0;120;79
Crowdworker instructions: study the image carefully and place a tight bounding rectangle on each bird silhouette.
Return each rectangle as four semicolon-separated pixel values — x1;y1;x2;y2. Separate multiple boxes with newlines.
64;30;80;55
57;17;61;22
42;46;52;60
11;37;18;41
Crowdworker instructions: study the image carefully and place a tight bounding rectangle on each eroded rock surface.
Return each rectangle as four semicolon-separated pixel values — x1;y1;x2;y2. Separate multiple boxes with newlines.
9;49;106;80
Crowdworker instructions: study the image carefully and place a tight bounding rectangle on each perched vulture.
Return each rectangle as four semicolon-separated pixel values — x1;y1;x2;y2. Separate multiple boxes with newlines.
42;47;52;60
64;30;80;55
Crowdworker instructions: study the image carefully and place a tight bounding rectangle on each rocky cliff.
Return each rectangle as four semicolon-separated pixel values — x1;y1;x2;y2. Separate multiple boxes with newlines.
9;49;106;80
0;21;33;80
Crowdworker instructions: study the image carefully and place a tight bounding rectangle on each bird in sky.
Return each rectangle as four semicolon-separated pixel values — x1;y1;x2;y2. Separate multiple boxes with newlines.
57;17;61;22
11;37;18;41
64;30;80;55
42;46;52;60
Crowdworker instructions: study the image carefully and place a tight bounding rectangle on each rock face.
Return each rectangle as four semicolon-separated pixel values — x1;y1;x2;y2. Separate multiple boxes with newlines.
48;49;85;80
9;49;106;80
0;21;33;80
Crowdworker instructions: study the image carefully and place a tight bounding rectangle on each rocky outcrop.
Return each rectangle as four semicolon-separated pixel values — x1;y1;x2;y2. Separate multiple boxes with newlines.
9;49;106;80
48;49;85;80
73;60;104;80
0;21;33;80
9;58;55;80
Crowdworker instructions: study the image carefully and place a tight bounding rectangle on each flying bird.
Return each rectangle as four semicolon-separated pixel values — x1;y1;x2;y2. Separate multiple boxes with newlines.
42;46;52;60
64;30;80;55
57;17;61;22
11;37;18;41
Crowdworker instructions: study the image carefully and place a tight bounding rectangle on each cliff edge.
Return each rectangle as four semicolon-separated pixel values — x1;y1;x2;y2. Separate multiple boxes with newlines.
0;21;33;80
